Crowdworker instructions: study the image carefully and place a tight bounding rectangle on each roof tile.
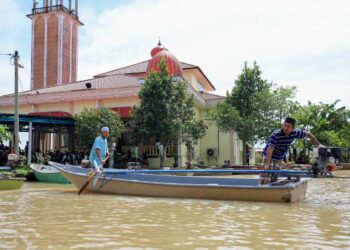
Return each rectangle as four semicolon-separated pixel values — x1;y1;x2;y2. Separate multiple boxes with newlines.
94;60;197;77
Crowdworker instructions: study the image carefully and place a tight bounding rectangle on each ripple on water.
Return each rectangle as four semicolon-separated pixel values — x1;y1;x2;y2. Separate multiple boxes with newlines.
1;172;350;249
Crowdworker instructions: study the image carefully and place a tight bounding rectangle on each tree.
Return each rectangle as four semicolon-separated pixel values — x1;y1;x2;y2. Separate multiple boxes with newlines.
74;107;124;150
211;62;271;164
0;125;11;143
256;85;300;141
293;100;350;161
131;60;203;167
183;118;206;163
210;62;299;164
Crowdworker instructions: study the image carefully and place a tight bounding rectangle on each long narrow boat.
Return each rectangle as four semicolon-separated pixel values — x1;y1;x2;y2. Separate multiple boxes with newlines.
50;162;310;202
30;163;70;184
340;162;350;170
0;174;25;191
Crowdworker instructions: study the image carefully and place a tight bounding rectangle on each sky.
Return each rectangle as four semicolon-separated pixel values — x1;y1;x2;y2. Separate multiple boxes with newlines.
0;0;349;107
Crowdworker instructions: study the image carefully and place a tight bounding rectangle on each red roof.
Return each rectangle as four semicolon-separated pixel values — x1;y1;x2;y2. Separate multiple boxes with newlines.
6;74;140;96
94;60;196;77
200;92;225;101
94;60;215;91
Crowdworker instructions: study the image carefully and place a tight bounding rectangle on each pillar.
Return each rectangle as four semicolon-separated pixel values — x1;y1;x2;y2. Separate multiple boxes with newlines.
28;122;33;164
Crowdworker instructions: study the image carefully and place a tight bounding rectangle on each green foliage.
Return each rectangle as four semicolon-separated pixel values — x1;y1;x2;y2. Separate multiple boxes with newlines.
293;100;350;160
0;125;11;142
131;60;175;146
210;62;299;142
226;62;269;117
208;102;242;133
183;118;206;162
210;62;299;164
131;60;204;166
74;107;124;150
220;61;297;143
256;85;300;141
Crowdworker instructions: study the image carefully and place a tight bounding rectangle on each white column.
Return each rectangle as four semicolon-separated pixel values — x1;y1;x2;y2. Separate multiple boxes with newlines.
57;14;61;85
233;132;239;165
57;14;65;85
43;15;49;88
69;20;73;83
68;102;74;114
28;121;33;164
75;24;78;80
229;131;235;165
31;17;36;90
31;104;37;112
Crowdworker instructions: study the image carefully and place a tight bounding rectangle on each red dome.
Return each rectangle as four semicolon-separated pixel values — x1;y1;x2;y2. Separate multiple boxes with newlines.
146;49;183;77
150;41;168;57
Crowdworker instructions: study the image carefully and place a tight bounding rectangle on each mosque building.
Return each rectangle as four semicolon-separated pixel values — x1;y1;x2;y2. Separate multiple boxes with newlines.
0;0;247;167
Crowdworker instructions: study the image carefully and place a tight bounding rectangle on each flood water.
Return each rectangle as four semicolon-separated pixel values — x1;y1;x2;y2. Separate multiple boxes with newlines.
1;171;350;249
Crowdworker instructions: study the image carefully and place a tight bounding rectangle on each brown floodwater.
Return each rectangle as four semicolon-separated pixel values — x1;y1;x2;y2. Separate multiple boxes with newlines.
1;171;350;249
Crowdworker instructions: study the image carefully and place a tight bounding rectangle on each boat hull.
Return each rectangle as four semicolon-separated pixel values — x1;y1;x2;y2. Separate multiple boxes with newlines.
340;163;350;170
0;178;24;191
53;163;308;203
30;164;70;184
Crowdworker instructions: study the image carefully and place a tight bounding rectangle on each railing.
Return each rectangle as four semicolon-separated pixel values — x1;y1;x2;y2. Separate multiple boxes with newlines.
30;5;79;20
122;145;176;157
144;145;176;157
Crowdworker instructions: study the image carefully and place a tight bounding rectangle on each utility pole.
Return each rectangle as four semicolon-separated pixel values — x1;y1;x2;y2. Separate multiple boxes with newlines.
14;51;19;157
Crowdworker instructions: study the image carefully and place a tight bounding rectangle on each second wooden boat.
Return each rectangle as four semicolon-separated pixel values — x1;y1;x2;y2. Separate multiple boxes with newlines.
30;163;70;184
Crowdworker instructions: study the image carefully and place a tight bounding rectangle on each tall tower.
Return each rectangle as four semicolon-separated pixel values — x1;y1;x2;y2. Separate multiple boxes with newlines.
27;0;83;90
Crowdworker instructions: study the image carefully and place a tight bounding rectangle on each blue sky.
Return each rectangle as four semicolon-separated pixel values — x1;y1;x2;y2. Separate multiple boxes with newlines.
0;0;350;108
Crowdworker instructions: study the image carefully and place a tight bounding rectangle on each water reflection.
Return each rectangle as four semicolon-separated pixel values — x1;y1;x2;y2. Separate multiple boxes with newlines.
1;172;350;249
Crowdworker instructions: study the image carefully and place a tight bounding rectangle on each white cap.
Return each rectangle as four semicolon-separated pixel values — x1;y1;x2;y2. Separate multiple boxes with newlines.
8;154;18;160
101;127;109;132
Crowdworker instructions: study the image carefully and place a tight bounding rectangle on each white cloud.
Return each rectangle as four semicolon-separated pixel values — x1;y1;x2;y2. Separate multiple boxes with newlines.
1;0;350;108
77;0;350;106
0;0;31;96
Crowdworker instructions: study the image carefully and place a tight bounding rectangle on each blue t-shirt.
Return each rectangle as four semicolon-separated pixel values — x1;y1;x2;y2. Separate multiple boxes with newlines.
89;135;108;166
263;129;306;161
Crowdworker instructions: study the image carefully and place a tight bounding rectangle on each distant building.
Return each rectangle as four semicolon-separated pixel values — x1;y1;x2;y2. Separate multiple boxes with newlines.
0;0;244;167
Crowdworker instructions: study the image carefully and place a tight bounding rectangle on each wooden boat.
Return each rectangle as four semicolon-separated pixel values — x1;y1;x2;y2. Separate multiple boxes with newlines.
50;162;310;203
0;174;25;191
340;162;350;170
30;163;70;184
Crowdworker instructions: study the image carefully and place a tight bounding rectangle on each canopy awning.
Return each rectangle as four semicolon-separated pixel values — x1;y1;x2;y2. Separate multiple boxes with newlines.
28;111;73;118
0;113;75;126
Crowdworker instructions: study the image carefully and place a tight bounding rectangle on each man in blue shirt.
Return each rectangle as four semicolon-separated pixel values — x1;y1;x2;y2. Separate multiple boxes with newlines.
261;117;322;184
89;127;110;169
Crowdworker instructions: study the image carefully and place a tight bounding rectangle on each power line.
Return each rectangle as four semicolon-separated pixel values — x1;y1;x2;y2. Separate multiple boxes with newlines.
18;58;31;78
18;76;31;105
